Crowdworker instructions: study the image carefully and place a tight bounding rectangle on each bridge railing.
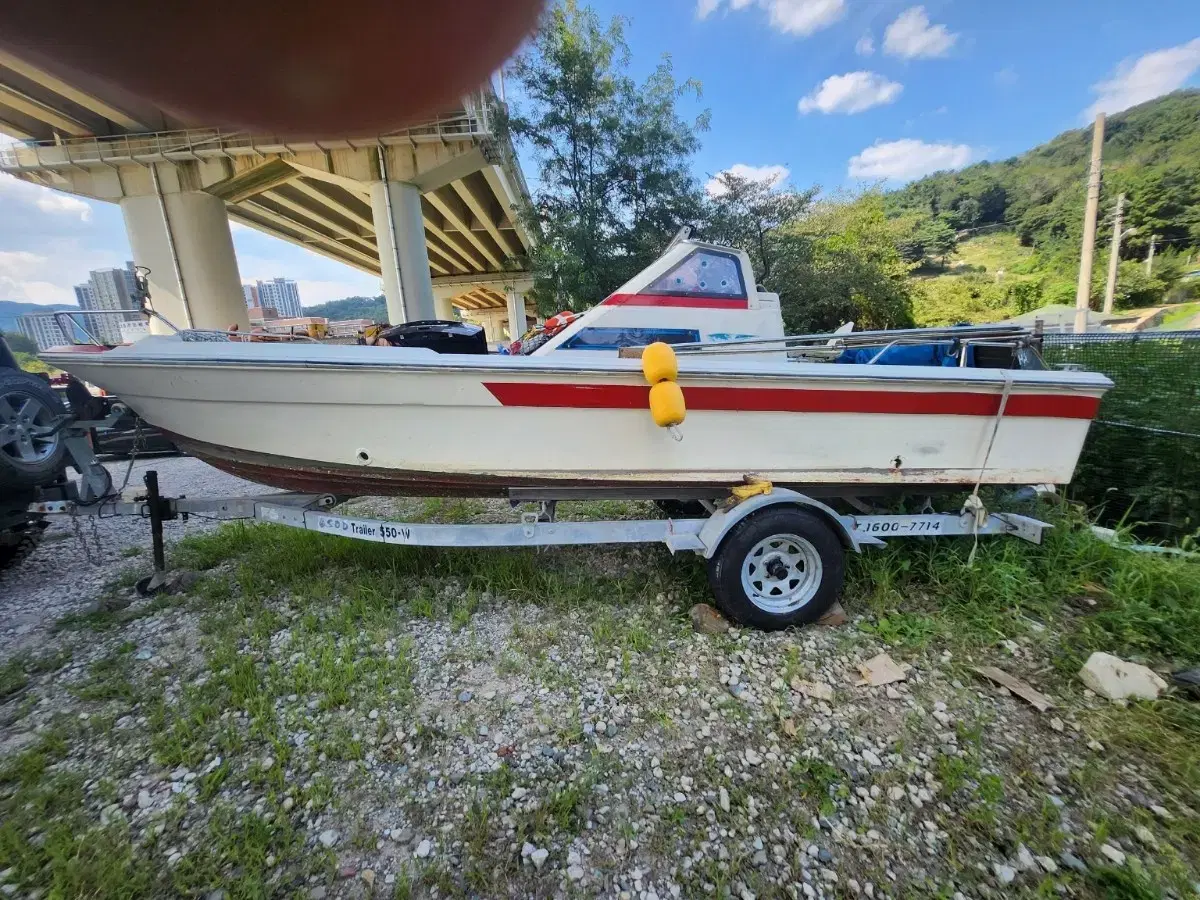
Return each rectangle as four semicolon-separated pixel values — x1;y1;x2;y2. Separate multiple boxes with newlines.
0;90;496;171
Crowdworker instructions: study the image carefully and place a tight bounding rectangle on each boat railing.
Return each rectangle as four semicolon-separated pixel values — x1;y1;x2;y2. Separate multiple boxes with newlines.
29;308;319;349
670;324;1038;358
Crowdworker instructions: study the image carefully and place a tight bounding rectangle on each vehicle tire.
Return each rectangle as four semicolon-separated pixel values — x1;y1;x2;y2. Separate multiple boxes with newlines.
0;371;69;491
655;499;709;518
0;521;45;572
707;506;845;631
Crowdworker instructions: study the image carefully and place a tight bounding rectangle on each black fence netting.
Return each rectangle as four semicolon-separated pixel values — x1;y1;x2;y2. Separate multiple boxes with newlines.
1042;330;1200;541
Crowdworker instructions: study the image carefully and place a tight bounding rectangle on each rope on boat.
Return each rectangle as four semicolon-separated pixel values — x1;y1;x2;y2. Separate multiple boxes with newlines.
963;371;1015;567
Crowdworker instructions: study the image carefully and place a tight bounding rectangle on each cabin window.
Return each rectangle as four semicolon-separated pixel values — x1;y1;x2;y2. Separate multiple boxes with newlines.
645;249;746;299
561;327;701;350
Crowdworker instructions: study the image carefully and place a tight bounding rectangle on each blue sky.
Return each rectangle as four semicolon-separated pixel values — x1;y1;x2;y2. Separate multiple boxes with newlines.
600;0;1200;193
2;0;1199;309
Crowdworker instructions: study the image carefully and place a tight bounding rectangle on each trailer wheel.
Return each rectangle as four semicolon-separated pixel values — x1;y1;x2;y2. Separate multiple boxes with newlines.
0;371;68;491
707;506;845;631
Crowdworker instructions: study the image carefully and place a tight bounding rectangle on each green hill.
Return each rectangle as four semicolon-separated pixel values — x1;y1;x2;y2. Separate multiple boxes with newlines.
890;90;1200;257
0;300;78;334
302;295;388;323
893;91;1200;325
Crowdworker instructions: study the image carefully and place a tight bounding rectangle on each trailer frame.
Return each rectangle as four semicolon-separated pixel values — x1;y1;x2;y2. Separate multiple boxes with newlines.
31;466;1049;629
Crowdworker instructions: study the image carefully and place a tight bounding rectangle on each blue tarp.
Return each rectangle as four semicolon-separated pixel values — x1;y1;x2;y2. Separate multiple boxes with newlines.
834;341;974;367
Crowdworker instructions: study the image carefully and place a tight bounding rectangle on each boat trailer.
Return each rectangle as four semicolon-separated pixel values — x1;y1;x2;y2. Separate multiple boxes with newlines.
30;454;1050;630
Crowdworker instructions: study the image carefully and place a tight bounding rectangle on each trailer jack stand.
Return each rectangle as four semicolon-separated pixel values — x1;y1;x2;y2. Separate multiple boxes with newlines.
135;469;177;597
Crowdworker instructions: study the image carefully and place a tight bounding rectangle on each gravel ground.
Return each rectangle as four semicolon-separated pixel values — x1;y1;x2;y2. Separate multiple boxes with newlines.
0;455;262;657
0;463;1196;899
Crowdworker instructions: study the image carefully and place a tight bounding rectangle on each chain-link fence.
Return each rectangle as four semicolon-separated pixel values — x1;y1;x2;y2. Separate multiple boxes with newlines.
1042;330;1200;541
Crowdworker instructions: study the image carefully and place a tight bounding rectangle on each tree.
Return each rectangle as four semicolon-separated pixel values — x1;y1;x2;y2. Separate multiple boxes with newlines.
914;216;958;266
504;1;707;311
0;330;38;354
773;193;917;333
702;173;815;282
702;187;916;333
302;295;387;322
1112;260;1168;309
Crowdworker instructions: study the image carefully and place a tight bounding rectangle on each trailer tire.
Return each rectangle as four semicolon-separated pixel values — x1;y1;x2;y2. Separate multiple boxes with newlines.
707;506;844;631
0;371;68;491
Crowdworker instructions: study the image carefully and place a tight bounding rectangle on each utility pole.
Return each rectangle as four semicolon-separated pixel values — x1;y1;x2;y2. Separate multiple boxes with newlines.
1145;234;1157;275
1102;193;1125;314
1074;112;1105;334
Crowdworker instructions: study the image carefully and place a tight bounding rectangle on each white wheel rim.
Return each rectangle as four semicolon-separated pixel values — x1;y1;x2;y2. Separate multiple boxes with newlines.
740;533;823;614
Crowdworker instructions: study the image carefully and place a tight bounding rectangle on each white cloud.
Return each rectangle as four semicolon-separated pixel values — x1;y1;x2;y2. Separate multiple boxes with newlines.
705;163;791;197
0;174;93;222
994;66;1018;87
799;71;902;114
35;192;92;221
856;34;875;56
1085;38;1200;119
848;139;974;181
0;250;76;305
883;6;958;59
21;281;75;305
697;0;845;36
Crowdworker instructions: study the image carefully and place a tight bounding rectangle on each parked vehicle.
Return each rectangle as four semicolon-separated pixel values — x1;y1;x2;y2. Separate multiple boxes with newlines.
0;336;71;570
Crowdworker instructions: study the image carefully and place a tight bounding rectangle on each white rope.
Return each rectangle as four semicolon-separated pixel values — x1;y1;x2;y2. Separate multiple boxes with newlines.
963;371;1015;566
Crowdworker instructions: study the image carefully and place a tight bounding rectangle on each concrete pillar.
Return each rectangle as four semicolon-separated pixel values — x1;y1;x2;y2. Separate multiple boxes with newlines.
505;288;527;341
433;286;458;321
370;181;434;325
120;190;247;334
465;309;502;344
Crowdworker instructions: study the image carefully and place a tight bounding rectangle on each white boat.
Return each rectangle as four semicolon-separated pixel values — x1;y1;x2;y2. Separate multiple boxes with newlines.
41;234;1112;498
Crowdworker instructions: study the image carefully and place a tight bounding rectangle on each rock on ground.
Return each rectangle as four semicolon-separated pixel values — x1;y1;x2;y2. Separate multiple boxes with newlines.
1078;652;1168;701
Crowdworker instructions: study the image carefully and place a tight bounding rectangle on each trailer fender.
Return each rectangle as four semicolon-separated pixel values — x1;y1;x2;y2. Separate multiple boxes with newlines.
697;488;873;559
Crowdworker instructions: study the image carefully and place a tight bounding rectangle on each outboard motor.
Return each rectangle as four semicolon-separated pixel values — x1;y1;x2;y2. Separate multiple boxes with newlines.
376;320;488;355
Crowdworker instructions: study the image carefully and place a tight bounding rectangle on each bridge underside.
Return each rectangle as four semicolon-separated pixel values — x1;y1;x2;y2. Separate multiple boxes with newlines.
0;47;535;331
215;156;529;285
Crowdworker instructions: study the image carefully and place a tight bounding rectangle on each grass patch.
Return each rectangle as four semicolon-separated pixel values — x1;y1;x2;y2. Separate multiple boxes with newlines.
1094;700;1200;854
171;520;689;624
846;503;1200;668
0;649;70;701
70;641;138;704
951;231;1036;274
1158;301;1200;330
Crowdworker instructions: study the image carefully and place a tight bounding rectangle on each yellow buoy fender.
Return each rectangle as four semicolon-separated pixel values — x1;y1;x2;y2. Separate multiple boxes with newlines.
641;341;679;384
649;381;686;428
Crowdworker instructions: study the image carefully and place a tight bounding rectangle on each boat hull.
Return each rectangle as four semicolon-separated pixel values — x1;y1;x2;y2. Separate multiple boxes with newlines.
45;339;1112;496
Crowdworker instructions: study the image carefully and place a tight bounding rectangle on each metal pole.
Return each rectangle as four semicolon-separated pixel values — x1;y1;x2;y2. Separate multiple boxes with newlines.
1074;113;1105;334
1102;193;1125;315
1145;234;1157;275
375;145;406;324
149;163;194;328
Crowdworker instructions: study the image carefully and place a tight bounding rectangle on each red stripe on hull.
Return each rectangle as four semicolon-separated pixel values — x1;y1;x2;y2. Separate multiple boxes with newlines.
601;293;749;309
482;382;1100;420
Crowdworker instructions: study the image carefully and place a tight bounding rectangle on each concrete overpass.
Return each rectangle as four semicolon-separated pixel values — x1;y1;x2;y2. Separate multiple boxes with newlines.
0;49;536;338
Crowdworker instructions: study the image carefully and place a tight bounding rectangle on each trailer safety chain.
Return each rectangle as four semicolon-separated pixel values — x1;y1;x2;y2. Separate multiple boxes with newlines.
68;416;147;563
70;512;104;564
